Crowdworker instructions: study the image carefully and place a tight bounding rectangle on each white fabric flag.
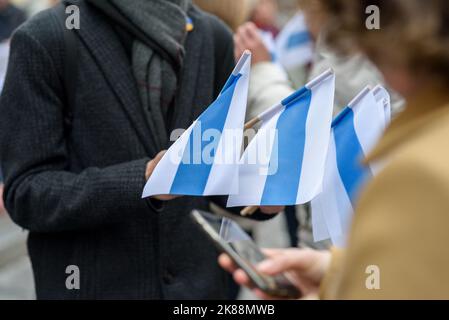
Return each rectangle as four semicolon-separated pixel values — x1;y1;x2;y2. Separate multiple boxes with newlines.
227;69;335;207
311;86;391;246
142;52;251;198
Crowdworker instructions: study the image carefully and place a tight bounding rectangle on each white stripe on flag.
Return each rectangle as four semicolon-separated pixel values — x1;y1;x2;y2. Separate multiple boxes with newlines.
353;90;386;164
296;73;335;203
373;85;392;125
312;133;352;245
203;57;250;195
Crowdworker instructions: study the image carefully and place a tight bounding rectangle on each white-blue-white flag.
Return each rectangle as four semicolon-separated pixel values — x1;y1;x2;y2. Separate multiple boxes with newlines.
227;70;335;207
142;52;251;198
275;12;314;71
311;86;391;246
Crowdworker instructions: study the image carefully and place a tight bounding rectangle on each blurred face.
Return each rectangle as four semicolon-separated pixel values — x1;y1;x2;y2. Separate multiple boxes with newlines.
252;0;279;27
301;0;328;41
379;66;417;99
372;53;424;100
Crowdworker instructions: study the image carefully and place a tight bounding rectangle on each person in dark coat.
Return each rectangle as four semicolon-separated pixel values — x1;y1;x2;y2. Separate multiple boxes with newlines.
0;0;278;299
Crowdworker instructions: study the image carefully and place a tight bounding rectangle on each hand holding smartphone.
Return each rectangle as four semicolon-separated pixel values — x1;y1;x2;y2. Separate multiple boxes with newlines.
191;210;302;299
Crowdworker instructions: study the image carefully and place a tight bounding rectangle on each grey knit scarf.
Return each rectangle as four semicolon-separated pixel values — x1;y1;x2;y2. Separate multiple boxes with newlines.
109;0;190;150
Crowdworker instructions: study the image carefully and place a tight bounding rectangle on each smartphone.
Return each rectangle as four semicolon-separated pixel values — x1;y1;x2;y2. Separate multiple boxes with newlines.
191;210;302;299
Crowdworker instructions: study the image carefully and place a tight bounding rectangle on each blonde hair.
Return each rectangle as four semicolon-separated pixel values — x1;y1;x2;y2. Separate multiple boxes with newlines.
194;0;258;31
323;0;449;82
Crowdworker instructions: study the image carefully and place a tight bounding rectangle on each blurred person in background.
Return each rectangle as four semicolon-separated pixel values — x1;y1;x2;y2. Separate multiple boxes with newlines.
221;0;449;299
0;0;279;299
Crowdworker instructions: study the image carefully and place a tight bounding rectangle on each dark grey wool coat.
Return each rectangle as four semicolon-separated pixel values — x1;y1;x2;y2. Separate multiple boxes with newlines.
0;0;270;299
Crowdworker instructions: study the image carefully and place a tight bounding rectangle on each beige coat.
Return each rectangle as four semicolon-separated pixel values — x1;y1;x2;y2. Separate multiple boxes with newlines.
321;89;449;299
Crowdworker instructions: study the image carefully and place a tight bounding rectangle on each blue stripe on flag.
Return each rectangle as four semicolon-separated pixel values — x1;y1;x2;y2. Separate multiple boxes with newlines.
220;73;239;95
260;88;312;205
169;74;242;195
333;107;372;205
281;86;309;106
286;31;311;49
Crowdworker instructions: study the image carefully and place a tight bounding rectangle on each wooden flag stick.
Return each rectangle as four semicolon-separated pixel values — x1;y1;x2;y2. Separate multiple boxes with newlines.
240;115;267;216
240;116;263;216
241;205;259;217
244;117;261;130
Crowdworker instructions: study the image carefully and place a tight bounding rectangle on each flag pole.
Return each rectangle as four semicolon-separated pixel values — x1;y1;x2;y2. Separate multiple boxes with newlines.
304;68;334;90
241;206;259;216
372;84;384;97
233;50;252;75
347;86;371;109
372;84;390;108
244;117;261;130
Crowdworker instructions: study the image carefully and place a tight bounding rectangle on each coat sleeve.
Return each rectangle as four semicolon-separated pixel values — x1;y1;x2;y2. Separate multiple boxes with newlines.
332;158;449;299
0;28;152;233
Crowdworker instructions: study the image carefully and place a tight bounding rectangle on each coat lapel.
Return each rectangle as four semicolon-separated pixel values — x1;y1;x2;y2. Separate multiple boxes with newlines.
74;1;158;155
